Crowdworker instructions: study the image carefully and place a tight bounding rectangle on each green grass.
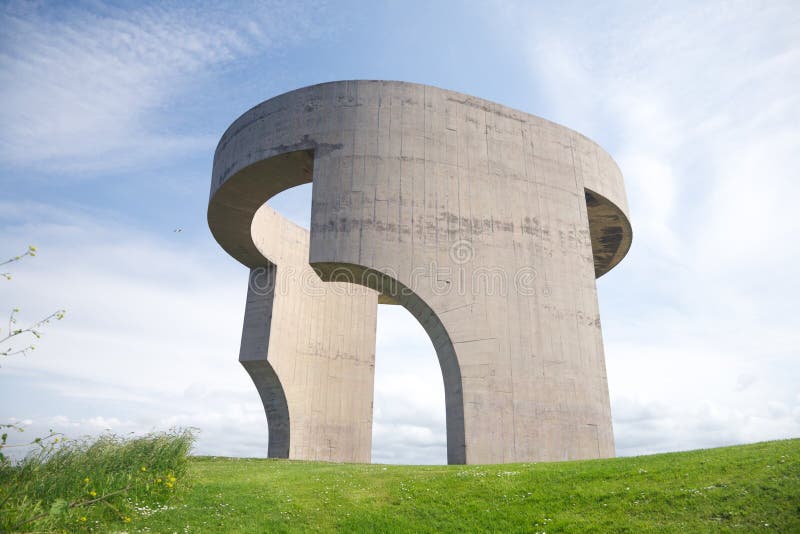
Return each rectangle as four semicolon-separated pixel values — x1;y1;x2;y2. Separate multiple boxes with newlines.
3;437;797;532
125;438;799;533
0;429;194;532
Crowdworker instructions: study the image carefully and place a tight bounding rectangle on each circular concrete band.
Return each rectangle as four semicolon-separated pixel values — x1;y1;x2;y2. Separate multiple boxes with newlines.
209;81;632;464
209;81;631;277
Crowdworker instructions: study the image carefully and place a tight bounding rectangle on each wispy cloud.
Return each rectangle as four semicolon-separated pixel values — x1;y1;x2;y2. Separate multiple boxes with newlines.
0;199;266;456
2;371;270;459
4;2;798;465
499;1;800;453
0;1;322;172
0;200;449;462
0;200;245;389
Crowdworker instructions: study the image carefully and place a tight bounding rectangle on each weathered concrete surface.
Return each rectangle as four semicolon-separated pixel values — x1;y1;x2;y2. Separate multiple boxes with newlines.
209;80;632;464
239;205;378;462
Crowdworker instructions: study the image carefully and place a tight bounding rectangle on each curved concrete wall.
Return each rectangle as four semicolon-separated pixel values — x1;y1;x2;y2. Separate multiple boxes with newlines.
209;80;632;464
239;205;378;462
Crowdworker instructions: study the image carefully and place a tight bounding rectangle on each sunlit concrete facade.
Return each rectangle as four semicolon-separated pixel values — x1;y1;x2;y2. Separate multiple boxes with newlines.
208;80;632;464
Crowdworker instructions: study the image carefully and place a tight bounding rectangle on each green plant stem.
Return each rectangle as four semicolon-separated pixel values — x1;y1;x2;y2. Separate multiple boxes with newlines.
13;484;133;530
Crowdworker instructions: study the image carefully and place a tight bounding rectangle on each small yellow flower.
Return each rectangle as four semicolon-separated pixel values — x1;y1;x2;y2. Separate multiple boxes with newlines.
165;482;173;488
84;477;90;484
168;475;177;483
89;490;97;497
156;477;162;483
79;516;87;522
124;517;131;523
141;466;147;472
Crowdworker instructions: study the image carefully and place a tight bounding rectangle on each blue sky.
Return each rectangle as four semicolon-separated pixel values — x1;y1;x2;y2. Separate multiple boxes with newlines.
2;0;798;463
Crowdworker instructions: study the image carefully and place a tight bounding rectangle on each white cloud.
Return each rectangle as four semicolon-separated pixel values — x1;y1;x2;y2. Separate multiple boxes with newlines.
613;395;800;457
503;1;800;455
4;2;798;466
1;200;449;463
0;1;322;172
1;202;244;389
372;305;448;464
0;201;261;456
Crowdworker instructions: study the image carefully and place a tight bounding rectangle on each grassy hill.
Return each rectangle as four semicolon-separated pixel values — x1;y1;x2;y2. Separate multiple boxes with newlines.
131;439;799;533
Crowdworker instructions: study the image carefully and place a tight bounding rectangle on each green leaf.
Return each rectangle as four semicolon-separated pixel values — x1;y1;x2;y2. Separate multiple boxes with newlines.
49;498;69;517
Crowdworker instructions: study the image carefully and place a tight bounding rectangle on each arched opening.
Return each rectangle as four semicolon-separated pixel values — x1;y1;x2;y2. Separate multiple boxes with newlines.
373;304;447;465
266;184;449;464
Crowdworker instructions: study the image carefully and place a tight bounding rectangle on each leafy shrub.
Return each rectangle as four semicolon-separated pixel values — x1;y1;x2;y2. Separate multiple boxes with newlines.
0;428;195;532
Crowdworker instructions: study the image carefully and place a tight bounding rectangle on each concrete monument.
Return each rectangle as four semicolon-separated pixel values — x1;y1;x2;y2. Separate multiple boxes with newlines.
208;80;632;464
